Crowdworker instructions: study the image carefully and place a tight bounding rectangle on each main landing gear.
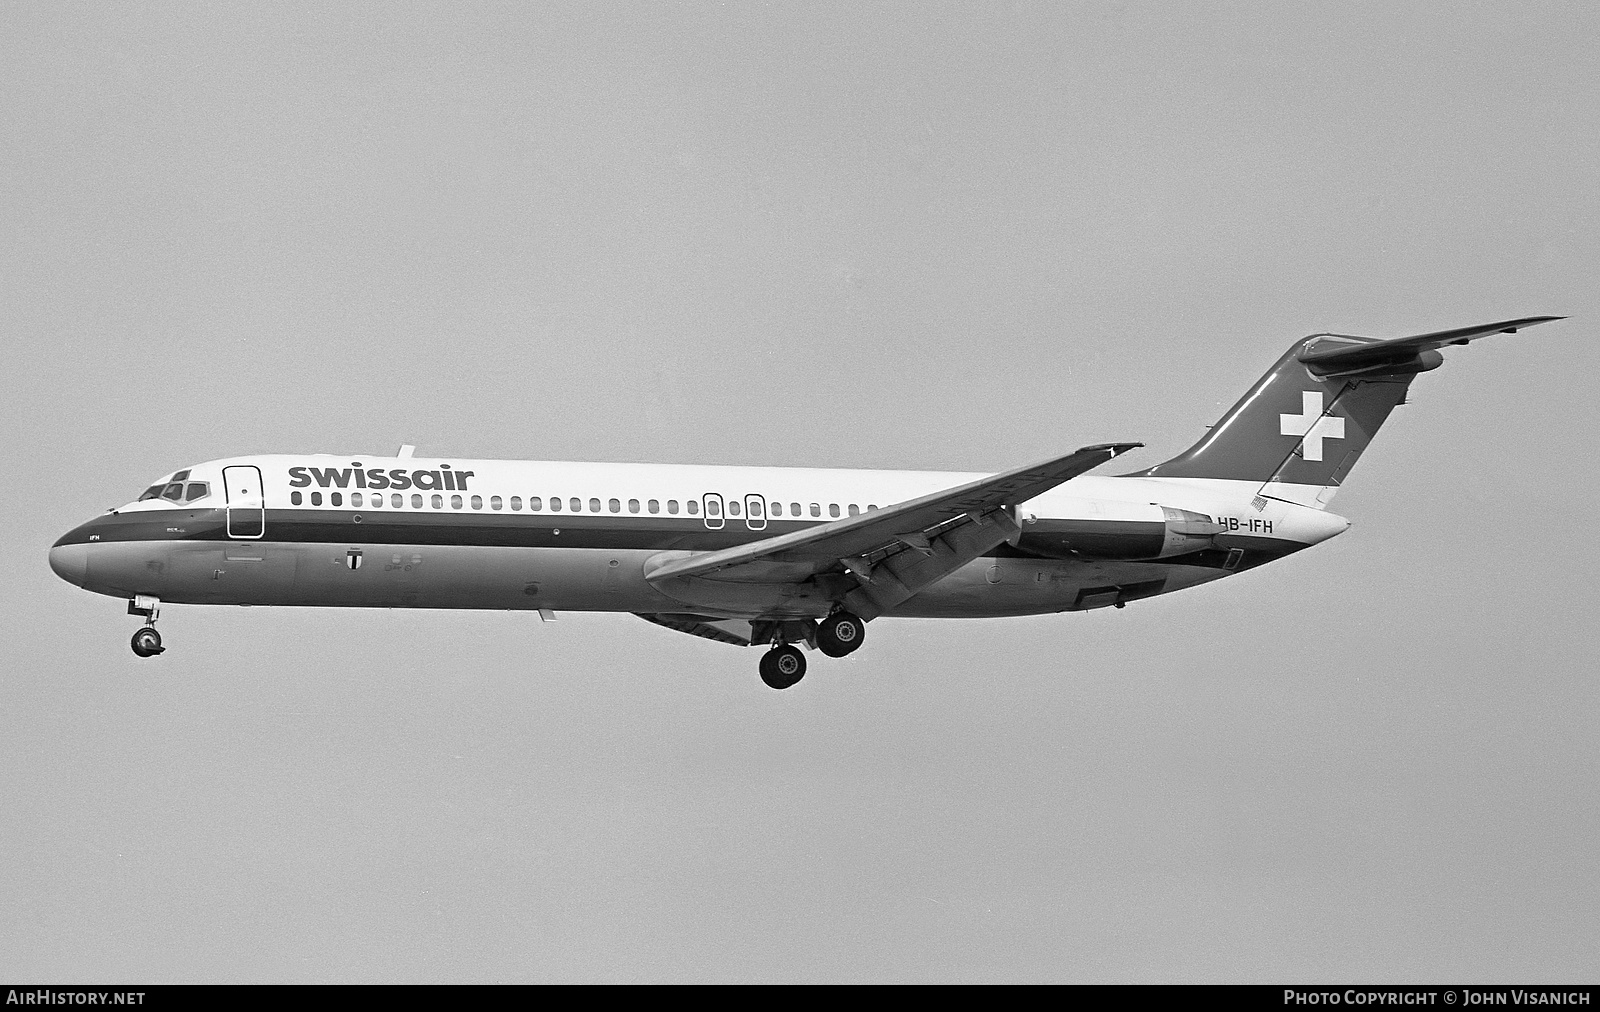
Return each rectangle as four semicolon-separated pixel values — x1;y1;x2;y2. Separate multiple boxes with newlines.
758;645;806;690
756;611;866;690
817;611;865;658
128;595;164;657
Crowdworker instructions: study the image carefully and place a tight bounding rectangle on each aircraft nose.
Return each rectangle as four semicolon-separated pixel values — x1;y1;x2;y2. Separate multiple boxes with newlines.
49;541;88;587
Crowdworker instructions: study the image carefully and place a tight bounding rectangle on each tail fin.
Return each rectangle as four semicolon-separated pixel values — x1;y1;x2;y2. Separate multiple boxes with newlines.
1130;316;1563;507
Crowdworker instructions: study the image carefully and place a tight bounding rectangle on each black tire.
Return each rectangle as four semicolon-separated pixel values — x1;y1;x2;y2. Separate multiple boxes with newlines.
130;627;164;658
758;645;806;689
817;612;865;657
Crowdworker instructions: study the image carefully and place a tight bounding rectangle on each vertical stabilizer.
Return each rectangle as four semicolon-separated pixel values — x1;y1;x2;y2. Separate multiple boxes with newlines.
1128;317;1562;507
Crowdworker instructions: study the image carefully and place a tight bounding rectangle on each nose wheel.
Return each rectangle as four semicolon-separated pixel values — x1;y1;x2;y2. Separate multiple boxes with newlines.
758;645;806;690
128;596;164;657
131;627;164;657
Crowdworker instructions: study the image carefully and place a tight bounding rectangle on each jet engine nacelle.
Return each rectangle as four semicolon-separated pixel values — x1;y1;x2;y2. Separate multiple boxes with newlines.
1016;504;1225;561
1157;506;1227;558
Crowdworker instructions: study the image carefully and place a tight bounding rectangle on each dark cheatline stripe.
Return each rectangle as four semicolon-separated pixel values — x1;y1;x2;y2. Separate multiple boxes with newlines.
54;508;1307;572
56;507;824;553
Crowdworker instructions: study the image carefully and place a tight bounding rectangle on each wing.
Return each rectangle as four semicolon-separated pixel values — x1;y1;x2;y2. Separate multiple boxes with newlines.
644;442;1141;619
1298;316;1563;374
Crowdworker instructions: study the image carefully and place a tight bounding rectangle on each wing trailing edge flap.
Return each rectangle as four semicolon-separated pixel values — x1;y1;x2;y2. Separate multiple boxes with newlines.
635;612;753;647
643;442;1141;621
839;507;1021;620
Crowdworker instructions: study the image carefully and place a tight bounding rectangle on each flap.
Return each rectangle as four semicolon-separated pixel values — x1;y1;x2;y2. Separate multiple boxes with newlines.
634;612;753;647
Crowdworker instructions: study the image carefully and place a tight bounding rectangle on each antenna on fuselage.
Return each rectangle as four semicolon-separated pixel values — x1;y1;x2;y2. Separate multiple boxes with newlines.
396;444;416;458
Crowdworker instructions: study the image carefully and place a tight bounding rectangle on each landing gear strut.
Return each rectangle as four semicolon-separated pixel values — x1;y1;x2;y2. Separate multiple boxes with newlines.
817;611;865;658
128;595;164;657
758;644;806;690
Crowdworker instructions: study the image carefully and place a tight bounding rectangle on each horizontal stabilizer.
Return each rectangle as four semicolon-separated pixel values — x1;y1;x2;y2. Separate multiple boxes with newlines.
1298;316;1563;374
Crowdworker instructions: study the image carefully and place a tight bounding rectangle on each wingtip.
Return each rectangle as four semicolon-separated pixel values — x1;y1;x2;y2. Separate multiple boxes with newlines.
1499;315;1566;334
1075;441;1144;459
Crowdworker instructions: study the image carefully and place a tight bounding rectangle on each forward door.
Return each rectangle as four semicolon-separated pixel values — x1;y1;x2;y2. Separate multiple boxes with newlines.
223;465;265;538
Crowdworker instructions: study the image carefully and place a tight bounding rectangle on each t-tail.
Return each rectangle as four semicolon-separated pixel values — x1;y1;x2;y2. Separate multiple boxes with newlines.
1129;316;1564;508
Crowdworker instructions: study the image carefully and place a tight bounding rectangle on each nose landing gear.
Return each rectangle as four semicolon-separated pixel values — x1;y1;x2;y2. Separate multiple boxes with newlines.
128;595;164;657
131;627;163;657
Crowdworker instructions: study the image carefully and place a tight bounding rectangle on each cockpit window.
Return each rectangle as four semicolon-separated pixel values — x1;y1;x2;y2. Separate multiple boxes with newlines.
137;475;207;503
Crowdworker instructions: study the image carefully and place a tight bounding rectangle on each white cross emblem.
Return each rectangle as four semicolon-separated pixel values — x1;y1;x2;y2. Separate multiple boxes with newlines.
1280;391;1346;461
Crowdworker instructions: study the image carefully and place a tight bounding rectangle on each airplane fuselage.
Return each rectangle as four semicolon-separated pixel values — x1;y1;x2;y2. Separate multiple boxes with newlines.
50;453;1347;622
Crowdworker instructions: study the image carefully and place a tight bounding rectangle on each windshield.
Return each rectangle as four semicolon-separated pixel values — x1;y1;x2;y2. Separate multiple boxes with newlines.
136;470;210;503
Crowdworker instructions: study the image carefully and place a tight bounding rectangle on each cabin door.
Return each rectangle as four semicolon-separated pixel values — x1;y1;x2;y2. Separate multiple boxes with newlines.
223;465;265;539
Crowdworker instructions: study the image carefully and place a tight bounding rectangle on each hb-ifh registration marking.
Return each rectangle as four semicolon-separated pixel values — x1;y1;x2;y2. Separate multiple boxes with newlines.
1281;391;1346;461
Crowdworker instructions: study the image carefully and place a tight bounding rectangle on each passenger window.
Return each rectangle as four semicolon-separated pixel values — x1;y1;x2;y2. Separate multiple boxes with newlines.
184;482;208;501
728;500;740;516
351;493;363;507
162;483;184;501
706;499;720;516
628;499;640;513
688;500;699;515
311;491;323;506
432;494;443;509
291;491;302;505
471;495;483;509
750;501;763;517
608;498;620;513
810;503;821;517
490;496;501;510
447;495;459;509
667;500;679;514
848;504;859;516
791;503;801;517
829;504;840;517
549;497;561;511
589;498;601;512
394;494;405;508
331;492;343;506
512;496;524;511
648;499;660;514
571;498;581;512
769;502;781;516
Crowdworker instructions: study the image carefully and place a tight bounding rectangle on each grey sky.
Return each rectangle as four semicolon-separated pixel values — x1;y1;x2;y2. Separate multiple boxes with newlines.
3;3;1597;981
